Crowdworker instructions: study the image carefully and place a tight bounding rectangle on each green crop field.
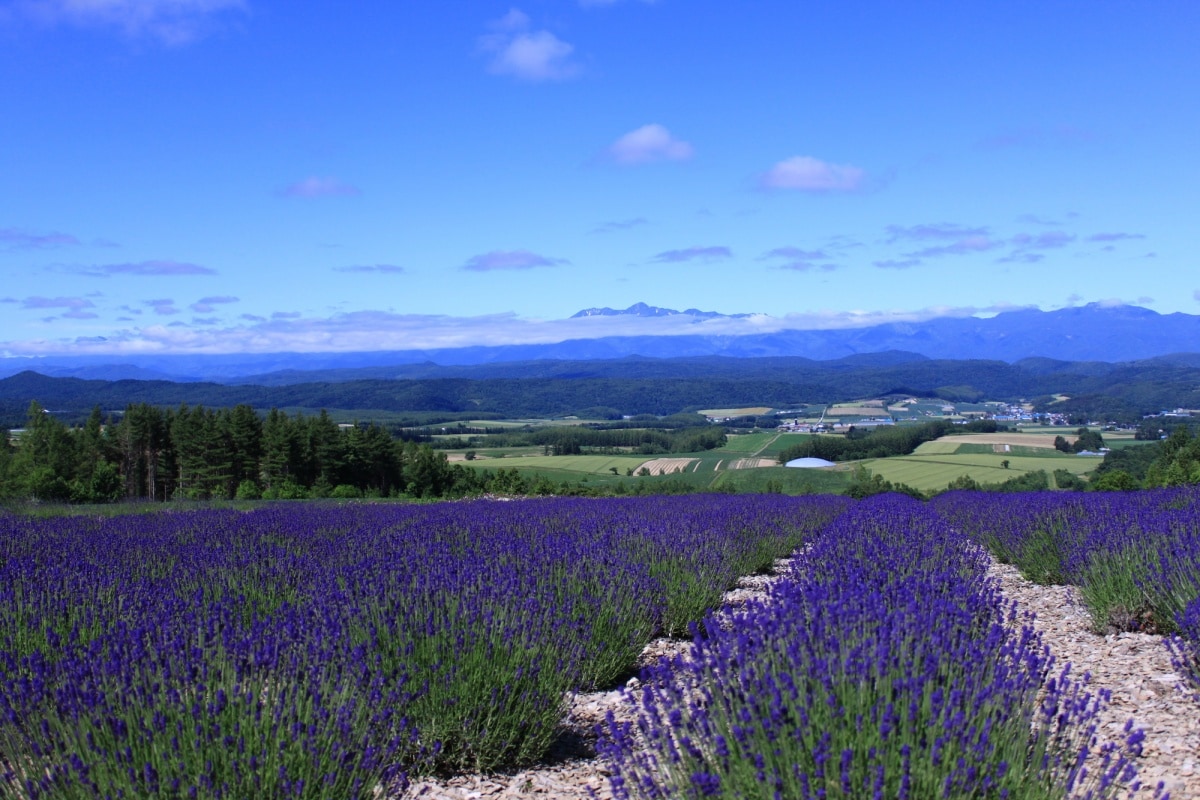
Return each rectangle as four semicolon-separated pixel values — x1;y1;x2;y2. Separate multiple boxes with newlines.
860;452;1097;492
719;432;775;454
759;433;815;458
710;466;850;494
912;441;961;455
466;454;647;475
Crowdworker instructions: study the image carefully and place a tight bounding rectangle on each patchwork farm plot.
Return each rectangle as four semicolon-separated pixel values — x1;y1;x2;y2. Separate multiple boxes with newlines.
3;490;1197;799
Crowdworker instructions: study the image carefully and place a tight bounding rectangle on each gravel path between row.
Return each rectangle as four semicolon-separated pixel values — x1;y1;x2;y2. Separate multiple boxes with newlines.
398;555;1200;800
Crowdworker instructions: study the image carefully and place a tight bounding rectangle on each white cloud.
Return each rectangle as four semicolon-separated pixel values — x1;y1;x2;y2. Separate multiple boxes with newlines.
605;124;694;165
761;156;866;192
462;250;568;271
479;9;579;82
0;304;1031;356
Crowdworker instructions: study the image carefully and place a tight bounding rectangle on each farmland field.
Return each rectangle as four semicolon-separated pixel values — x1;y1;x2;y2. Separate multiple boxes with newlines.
697;406;772;417
934;432;1074;449
463;453;646;475
718;432;776;453
911;440;962;455
0;496;847;798
3;490;1192;799
861;451;1094;491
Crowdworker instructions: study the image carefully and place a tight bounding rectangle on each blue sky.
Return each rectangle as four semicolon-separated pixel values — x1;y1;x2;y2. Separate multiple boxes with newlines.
1;1;1197;356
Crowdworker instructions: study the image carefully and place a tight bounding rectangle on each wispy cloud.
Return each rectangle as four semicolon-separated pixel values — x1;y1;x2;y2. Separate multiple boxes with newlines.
0;227;82;249
21;296;94;310
999;231;1076;263
873;259;923;270
189;295;239;313
145;298;180;315
20;295;98;319
882;222;1089;266
1009;231;1074;249
280;177;360;199
10;0;247;45
904;236;1001;259
332;264;407;274
979;124;1095;149
651;246;732;264
591;217;648;234
56;259;217;277
0;304;1041;356
1087;232;1145;243
462;250;568;271
1017;213;1063;226
479;9;579;82
760;247;837;272
760;156;866;192
885;223;990;243
605;124;693;165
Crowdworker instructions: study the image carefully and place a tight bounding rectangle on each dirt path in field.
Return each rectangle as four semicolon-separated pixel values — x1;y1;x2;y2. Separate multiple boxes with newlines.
397;557;1200;800
988;561;1200;799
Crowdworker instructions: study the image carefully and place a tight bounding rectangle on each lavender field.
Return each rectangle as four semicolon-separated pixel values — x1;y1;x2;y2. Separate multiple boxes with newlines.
1;491;1197;799
933;488;1200;709
0;496;842;798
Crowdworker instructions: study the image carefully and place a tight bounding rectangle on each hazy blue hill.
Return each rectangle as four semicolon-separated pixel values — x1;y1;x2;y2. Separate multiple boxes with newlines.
2;303;1199;384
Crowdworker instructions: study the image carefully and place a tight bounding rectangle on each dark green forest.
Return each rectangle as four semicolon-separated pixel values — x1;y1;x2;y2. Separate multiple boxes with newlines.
5;352;1200;425
0;401;515;503
0;401;733;505
776;420;1002;464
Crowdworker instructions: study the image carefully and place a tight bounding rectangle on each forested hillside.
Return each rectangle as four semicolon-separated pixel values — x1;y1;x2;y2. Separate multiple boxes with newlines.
3;353;1200;425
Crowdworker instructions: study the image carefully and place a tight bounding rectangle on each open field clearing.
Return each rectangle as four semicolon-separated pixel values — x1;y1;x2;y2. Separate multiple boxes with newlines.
465;454;646;475
825;405;886;416
757;432;815;458
912;440;963;455
727;457;776;469
697;406;772;417
861;452;1095;491
719;432;775;453
935;432;1076;449
636;457;697;475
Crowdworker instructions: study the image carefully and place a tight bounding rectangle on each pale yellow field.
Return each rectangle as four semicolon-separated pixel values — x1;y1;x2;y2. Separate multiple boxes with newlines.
698;407;772;417
912;441;962;455
934;433;1075;449
636;458;698;475
826;406;888;416
727;458;777;470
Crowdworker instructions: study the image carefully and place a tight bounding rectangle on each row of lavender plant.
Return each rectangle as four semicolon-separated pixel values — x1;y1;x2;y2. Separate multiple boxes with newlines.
600;494;1150;799
0;494;845;798
932;488;1200;703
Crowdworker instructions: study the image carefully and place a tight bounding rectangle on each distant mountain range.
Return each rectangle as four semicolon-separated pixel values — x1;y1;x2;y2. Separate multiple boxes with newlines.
2;303;1198;384
570;302;753;320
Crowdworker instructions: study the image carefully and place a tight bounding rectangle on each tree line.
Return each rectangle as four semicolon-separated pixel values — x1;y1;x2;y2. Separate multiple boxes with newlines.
0;401;544;504
776;420;1002;464
433;423;726;456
